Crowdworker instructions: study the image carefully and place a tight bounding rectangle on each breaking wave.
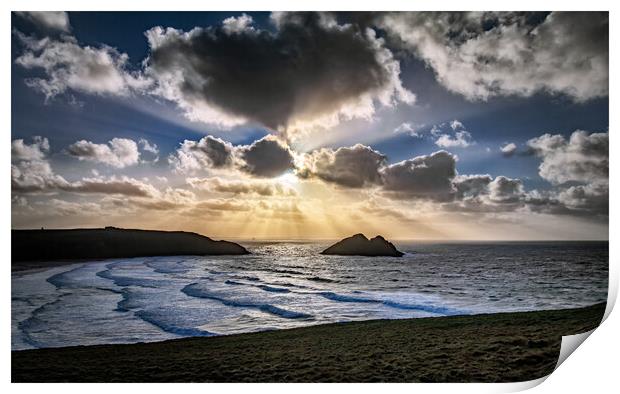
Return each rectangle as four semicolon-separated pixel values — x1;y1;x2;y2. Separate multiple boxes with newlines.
182;283;312;319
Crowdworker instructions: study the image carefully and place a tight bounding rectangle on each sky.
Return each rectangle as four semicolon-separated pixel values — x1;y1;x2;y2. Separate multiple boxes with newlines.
10;11;609;240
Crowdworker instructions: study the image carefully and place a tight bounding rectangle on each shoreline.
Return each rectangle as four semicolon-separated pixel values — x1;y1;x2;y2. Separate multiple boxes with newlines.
12;302;605;383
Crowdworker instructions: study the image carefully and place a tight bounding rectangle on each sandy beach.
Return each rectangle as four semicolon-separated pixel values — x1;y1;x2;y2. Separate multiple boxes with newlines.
12;302;605;383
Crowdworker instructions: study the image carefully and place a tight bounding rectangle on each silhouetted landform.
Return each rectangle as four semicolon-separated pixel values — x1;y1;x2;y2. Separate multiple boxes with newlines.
12;227;249;269
12;303;605;382
321;234;404;257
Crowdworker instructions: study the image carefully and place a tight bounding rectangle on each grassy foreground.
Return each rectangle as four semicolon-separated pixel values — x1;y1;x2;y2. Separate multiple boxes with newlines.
12;303;605;383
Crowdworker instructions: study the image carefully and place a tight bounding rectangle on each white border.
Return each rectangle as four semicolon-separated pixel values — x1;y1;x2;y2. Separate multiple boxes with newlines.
2;1;617;392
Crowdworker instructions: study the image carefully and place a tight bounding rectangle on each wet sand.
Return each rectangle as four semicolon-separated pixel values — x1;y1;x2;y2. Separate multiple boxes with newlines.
12;302;605;382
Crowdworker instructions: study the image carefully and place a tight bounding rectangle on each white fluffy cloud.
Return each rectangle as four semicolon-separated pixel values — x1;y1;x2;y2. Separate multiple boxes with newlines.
14;32;149;100
16;11;71;32
221;13;256;35
11;136;49;161
380;12;608;102
393;122;424;137
435;130;473;148
67;138;141;168
527;130;608;185
169;136;234;174
12;137;157;197
500;142;517;157
12;157;158;197
139;139;159;156
429;120;474;148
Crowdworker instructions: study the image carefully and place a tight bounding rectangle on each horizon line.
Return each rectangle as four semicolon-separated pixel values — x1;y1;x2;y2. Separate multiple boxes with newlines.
10;226;609;243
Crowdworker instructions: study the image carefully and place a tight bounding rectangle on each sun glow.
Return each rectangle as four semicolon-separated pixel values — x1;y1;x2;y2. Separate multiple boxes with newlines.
276;172;299;186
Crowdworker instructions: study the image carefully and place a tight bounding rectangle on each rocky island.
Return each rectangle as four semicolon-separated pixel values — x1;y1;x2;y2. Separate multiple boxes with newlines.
321;233;404;257
12;227;249;270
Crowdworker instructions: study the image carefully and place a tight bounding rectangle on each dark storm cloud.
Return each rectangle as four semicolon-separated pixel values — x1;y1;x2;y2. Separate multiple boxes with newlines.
145;12;413;130
298;144;387;188
169;134;293;178
380;150;457;201
238;136;295;178
299;146;460;201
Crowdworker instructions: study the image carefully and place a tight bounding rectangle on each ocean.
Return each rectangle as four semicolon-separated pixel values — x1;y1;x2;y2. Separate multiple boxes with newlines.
11;241;608;350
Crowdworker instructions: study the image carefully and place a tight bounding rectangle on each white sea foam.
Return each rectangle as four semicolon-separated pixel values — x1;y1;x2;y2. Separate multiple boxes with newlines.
11;241;608;350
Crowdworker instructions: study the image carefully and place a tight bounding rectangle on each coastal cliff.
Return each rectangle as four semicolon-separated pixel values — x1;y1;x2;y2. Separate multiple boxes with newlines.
12;227;249;268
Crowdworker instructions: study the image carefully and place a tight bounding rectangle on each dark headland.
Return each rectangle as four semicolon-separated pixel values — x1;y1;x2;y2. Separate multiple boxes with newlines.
322;233;404;257
12;227;249;271
12;303;605;382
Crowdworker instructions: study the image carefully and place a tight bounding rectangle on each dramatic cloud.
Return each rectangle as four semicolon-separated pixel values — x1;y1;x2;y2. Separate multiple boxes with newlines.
380;12;608;102
16;11;71;32
170;134;294;178
187;177;296;197
500;142;517;157
449;174;539;215
169;135;234;174
298;144;387;188
67;138;141;168
380;150;457;200
14;31;149;100
453;174;523;205
237;136;295;178
144;12;414;130
527;130;608;185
